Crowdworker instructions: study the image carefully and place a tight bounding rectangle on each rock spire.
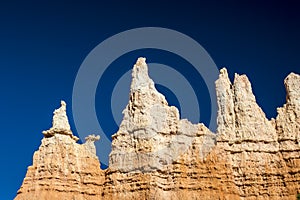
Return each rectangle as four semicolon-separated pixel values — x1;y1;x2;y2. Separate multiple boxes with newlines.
109;57;216;172
42;100;79;141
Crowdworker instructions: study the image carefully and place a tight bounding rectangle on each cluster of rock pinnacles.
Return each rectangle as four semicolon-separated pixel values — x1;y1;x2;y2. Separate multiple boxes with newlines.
15;58;300;199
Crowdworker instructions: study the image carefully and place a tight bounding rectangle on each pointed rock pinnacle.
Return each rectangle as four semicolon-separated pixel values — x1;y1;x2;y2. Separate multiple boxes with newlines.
215;67;235;136
130;57;155;92
110;57;216;172
52;100;70;130
42;100;79;141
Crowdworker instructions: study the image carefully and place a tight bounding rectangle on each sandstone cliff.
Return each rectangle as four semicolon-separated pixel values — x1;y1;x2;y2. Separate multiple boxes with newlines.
15;58;300;200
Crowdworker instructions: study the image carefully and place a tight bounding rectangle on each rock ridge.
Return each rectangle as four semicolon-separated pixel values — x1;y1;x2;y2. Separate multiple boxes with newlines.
15;58;300;200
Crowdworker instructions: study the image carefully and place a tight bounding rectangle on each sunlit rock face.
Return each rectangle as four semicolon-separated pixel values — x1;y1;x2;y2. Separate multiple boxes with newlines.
15;102;103;200
216;68;300;198
109;57;216;173
15;58;300;200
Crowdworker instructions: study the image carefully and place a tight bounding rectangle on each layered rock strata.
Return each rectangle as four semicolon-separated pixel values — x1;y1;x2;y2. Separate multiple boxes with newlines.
15;101;104;200
15;58;300;200
216;69;300;199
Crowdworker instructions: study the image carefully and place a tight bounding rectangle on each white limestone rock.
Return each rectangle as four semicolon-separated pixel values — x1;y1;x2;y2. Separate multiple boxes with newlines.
43;100;79;141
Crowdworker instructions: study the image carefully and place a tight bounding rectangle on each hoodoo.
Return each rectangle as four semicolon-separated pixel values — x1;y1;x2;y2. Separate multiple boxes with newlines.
16;58;300;199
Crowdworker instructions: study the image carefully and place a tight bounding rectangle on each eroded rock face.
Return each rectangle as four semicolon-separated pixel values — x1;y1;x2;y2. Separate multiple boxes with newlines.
215;68;292;198
109;58;216;173
15;58;300;200
15;102;103;200
275;73;300;196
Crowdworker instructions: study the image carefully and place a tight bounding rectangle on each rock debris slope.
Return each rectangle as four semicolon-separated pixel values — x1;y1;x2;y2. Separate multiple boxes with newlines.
15;58;300;200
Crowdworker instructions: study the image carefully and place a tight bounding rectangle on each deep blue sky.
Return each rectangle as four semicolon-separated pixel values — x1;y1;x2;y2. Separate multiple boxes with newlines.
1;1;299;199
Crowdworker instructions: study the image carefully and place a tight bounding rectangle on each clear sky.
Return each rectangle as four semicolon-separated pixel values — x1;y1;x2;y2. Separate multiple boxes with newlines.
1;1;299;199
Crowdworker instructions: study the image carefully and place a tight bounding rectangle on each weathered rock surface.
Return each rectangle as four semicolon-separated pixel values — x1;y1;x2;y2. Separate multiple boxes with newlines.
215;68;299;199
15;58;300;199
15;102;104;200
109;58;216;173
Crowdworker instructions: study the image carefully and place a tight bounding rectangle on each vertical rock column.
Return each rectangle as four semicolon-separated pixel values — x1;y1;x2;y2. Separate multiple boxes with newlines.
215;68;286;198
109;57;181;172
276;73;300;195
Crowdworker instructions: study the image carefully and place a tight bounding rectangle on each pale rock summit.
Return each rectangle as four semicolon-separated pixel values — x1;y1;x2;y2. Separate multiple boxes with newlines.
215;68;235;136
215;68;288;197
109;57;216;172
276;73;300;164
42;100;79;141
